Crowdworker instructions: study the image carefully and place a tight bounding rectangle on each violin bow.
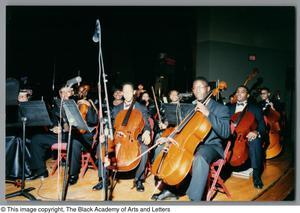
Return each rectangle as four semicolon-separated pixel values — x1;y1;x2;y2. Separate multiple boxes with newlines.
151;86;162;123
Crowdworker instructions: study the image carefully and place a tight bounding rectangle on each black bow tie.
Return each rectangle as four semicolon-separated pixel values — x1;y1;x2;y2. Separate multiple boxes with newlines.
237;102;245;106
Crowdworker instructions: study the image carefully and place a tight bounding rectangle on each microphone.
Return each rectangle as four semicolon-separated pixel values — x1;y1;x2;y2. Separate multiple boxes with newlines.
92;19;101;43
66;76;82;88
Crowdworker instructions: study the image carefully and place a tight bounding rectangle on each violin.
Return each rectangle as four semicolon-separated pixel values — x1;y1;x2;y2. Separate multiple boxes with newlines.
77;85;92;134
151;81;227;185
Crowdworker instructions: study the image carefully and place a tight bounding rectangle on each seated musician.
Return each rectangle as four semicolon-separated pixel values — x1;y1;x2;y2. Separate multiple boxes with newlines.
112;88;123;107
226;94;235;106
28;85;97;184
92;82;151;192
139;91;156;118
151;77;230;201
152;89;182;160
135;83;146;98
28;86;73;180
228;85;267;189
18;89;32;102
68;84;98;185
158;89;181;126
258;87;282;113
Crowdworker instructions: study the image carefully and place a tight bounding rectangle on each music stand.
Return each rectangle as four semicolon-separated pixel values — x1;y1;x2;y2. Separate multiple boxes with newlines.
162;103;194;125
6;78;19;106
5;101;53;200
61;99;95;201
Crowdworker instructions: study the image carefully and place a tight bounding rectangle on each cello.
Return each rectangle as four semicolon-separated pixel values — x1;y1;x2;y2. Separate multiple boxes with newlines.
113;97;145;171
151;81;227;186
228;105;257;167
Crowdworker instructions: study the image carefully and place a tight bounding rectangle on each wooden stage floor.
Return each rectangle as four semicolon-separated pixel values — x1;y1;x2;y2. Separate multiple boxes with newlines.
5;149;294;202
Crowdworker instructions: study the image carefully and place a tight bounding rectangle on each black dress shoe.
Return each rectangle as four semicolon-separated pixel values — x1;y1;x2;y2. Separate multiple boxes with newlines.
27;170;49;180
151;189;179;201
253;176;264;189
69;176;78;185
92;179;111;191
135;180;145;192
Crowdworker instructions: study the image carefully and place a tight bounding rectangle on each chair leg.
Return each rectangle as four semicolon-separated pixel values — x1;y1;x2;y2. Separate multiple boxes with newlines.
79;153;98;178
80;155;89;178
51;159;59;176
51;154;62;176
207;162;230;201
51;154;66;175
217;177;231;199
90;158;98;170
206;171;214;201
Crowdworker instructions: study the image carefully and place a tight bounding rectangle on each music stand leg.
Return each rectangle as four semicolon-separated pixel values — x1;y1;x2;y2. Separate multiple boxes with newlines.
6;187;36;200
5;118;36;200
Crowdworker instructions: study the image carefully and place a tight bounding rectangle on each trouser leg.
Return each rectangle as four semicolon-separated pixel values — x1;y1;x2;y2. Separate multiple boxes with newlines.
186;145;221;201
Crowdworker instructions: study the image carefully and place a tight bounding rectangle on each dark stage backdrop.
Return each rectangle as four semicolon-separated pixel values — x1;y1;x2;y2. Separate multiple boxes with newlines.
6;6;196;101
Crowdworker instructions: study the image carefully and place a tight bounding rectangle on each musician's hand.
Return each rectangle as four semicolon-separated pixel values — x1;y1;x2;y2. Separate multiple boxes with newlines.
156;137;168;145
158;121;168;130
116;131;125;137
63;123;69;132
103;156;110;167
246;131;258;141
142;130;151;145
269;102;275;110
99;134;105;143
77;99;91;107
195;102;210;117
50;126;62;134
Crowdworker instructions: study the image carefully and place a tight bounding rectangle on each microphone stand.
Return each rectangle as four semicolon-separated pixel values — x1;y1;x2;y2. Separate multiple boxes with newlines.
103;121;109;200
93;19;113;201
61;123;73;201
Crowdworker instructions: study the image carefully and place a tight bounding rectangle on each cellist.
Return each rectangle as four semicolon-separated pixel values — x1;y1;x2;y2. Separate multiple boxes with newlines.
92;82;151;192
258;87;282;113
151;77;230;201
228;85;267;189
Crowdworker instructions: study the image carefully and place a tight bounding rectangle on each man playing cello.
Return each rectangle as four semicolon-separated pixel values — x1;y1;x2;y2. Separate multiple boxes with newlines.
152;77;230;201
92;82;151;192
228;85;267;189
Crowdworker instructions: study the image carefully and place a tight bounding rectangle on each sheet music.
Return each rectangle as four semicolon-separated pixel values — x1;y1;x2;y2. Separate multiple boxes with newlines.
62;99;95;133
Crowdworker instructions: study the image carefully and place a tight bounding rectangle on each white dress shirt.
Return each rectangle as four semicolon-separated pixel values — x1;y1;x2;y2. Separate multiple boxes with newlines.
235;101;247;113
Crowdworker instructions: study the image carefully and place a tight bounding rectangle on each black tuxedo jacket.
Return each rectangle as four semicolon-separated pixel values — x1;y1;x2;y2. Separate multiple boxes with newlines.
227;102;267;139
111;102;151;133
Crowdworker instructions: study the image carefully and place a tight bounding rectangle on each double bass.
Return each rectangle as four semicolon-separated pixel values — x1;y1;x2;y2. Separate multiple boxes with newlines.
151;81;227;185
231;68;258;104
113;98;145;171
263;99;282;159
